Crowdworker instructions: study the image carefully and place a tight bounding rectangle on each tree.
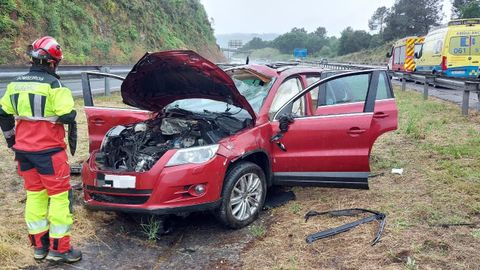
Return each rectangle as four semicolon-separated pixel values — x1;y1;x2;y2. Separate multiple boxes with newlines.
382;0;443;41
338;27;372;55
368;6;389;37
242;37;269;50
452;0;480;18
313;26;327;38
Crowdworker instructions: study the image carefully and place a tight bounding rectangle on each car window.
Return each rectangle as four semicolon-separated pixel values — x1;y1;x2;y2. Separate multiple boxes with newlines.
472;36;480;55
450;36;470;55
314;74;370;115
269;77;304;119
394;47;401;64
376;72;390;100
399;46;406;64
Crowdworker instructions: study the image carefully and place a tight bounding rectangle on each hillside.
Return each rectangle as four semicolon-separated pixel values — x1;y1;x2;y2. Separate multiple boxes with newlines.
0;0;225;65
333;42;393;65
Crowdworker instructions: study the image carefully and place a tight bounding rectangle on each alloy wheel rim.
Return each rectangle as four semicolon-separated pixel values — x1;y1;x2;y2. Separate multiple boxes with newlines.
229;173;263;221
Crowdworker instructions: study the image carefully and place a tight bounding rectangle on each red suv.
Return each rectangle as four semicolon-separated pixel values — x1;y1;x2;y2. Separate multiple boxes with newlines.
81;50;397;228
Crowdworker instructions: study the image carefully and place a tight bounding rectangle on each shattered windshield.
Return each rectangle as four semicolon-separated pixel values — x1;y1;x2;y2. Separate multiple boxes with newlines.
167;69;273;116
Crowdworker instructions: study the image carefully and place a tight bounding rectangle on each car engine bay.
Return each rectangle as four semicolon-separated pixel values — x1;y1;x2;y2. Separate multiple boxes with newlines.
95;109;250;172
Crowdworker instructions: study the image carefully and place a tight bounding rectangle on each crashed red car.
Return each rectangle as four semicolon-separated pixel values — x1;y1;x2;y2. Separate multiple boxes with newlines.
81;50;397;228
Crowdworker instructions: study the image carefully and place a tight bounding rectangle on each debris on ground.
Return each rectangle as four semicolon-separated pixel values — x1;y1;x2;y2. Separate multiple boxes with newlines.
304;208;386;246
391;168;404;175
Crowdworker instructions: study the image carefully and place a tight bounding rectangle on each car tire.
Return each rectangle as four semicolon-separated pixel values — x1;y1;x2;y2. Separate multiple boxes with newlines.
216;161;266;229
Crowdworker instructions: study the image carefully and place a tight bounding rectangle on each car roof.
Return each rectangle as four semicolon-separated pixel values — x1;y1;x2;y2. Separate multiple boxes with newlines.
228;63;331;79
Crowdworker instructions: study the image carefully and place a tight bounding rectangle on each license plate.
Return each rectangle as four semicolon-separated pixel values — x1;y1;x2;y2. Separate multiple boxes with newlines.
97;173;136;189
451;70;465;75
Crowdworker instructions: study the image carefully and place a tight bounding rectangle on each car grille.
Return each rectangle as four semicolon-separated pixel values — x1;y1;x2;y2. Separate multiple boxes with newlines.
88;192;150;205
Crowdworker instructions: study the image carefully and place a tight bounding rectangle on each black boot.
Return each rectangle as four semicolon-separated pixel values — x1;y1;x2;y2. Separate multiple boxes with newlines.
46;248;82;263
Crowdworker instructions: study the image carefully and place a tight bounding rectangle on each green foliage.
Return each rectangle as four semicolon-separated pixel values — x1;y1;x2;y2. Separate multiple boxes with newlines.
0;0;220;64
452;0;480;18
242;27;329;56
453;0;480;18
382;0;443;41
338;27;373;55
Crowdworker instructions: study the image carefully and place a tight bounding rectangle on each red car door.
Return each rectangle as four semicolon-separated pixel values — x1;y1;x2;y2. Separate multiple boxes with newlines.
270;70;397;189
82;73;152;153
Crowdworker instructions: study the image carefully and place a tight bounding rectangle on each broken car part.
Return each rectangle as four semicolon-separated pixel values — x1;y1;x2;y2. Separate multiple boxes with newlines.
95;108;249;172
304;208;386;245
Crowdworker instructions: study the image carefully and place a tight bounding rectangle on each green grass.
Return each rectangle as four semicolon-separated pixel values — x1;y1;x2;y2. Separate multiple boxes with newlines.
249;224;267;239
140;216;162;242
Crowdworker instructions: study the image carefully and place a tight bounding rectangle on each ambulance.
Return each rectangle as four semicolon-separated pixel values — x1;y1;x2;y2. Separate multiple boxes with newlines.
387;36;424;72
415;19;480;78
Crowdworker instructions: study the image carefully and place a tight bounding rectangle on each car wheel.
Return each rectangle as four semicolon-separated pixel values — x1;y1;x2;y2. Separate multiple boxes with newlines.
216;161;266;229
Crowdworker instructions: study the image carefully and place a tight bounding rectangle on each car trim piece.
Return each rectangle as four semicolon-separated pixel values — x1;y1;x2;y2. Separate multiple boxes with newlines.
285;112;373;121
84;185;152;195
273;172;369;189
84;106;151;113
85;199;222;215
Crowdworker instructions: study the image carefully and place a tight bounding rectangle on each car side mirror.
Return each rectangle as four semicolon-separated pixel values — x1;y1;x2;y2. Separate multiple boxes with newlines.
414;52;422;59
270;113;294;143
386;52;392;58
279;114;294;132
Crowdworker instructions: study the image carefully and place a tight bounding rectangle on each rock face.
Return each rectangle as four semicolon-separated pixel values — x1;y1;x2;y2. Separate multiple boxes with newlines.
0;0;225;65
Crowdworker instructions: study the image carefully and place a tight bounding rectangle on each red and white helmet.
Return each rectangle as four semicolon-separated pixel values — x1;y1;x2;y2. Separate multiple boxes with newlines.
26;36;63;64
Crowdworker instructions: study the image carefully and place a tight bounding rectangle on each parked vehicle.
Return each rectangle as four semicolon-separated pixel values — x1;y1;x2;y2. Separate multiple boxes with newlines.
81;50;398;228
387;36;424;72
416;18;480;78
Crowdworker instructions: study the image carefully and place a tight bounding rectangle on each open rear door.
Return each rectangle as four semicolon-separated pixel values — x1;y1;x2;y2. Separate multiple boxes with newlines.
81;72;152;153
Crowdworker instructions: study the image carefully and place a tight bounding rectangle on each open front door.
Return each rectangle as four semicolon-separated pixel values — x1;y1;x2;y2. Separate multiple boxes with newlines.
270;70;397;189
81;72;152;153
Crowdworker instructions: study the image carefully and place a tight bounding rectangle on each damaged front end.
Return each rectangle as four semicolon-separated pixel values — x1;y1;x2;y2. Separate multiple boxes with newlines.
94;108;251;172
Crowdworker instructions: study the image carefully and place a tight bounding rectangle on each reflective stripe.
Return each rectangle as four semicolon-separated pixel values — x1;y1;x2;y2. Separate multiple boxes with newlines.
33;94;44;117
3;127;15;139
26;219;49;232
50;224;71;236
43;40;57;50
10;94;19;115
15;116;59;122
28;94;46;117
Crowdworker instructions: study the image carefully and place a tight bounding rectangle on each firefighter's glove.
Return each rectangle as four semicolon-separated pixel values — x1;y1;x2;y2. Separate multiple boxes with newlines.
68;121;78;156
58;110;77;124
6;135;15;148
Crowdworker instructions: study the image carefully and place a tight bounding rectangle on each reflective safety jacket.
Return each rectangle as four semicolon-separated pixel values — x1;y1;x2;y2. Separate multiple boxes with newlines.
0;67;74;153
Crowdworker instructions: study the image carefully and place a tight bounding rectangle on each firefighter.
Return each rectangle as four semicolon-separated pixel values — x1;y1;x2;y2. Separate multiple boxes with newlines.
0;36;82;263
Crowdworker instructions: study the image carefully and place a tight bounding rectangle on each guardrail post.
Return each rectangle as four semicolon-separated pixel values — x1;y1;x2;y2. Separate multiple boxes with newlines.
401;73;406;91
423;75;434;100
462;82;477;116
101;66;111;96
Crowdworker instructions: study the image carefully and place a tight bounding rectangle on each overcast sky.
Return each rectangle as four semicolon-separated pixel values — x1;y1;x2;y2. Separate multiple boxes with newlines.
201;0;453;37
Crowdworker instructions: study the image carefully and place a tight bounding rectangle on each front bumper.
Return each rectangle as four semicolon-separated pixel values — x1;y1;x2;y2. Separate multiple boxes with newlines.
82;151;228;214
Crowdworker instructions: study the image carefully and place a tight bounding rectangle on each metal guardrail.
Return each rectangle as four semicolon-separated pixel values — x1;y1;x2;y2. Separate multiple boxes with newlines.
0;65;132;82
391;71;480;116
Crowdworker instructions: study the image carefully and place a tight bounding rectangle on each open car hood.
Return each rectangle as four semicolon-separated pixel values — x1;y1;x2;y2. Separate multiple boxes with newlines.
121;50;256;120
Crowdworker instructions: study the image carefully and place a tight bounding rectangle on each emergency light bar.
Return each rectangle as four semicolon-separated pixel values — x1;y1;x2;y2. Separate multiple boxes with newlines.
449;19;480;26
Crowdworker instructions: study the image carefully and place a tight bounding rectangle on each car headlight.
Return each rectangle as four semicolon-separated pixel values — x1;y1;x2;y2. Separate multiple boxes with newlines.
166;144;219;167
